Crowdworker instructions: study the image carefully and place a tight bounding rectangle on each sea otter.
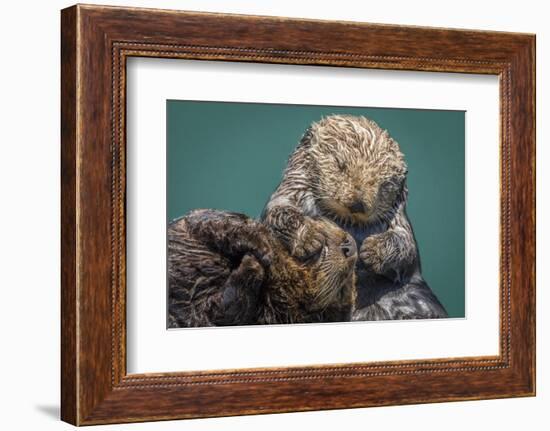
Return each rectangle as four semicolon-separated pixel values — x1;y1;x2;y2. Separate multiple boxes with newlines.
262;115;448;320
168;209;357;327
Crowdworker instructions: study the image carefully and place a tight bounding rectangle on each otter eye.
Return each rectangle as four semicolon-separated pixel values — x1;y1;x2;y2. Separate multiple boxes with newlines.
303;246;325;263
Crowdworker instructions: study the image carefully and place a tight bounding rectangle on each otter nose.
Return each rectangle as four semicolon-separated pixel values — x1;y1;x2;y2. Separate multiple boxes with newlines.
349;201;366;213
341;235;357;258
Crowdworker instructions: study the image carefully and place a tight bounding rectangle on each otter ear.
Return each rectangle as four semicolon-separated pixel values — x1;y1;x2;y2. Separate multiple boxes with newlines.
299;127;314;147
398;182;409;205
395;181;409;207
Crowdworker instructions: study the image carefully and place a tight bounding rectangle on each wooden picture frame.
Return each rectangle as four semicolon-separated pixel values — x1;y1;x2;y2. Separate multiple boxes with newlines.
61;4;535;425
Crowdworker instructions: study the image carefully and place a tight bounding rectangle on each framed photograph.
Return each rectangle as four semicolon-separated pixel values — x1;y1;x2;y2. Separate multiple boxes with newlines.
61;4;535;425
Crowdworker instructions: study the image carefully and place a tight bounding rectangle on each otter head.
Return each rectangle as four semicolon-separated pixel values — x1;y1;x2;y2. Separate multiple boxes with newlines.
302;218;357;312
302;115;408;226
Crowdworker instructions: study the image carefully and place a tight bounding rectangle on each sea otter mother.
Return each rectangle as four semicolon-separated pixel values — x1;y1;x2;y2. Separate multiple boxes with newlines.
168;209;357;327
262;115;448;320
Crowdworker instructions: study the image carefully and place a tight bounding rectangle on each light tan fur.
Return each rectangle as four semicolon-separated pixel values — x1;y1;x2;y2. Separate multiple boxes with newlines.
262;114;415;274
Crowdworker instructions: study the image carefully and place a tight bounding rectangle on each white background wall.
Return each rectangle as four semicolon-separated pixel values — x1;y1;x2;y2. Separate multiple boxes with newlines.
0;0;546;429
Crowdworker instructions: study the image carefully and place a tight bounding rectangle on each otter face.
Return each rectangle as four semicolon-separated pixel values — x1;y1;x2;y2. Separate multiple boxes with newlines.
304;219;357;311
305;115;408;225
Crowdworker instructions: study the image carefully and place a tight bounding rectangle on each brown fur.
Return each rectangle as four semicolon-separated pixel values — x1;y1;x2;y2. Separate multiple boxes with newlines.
168;209;357;327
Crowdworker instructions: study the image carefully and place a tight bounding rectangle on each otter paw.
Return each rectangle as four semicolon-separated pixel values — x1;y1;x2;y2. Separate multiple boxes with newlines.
359;235;388;274
292;219;327;260
253;236;275;268
233;254;265;286
221;254;265;324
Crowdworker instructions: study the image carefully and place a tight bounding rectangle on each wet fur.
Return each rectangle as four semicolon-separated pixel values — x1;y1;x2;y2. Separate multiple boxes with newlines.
168;209;357;327
262;115;448;320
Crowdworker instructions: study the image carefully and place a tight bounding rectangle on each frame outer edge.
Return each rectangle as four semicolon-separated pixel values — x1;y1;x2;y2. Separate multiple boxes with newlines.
531;34;536;396
61;4;79;426
526;35;536;396
524;34;536;395
507;35;536;396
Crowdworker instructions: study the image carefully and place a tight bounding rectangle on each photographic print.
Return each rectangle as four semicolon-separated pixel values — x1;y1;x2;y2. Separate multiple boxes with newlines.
167;101;465;328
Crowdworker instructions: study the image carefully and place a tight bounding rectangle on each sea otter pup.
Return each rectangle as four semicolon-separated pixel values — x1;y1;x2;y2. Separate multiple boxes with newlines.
168;209;357;327
262;115;448;320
